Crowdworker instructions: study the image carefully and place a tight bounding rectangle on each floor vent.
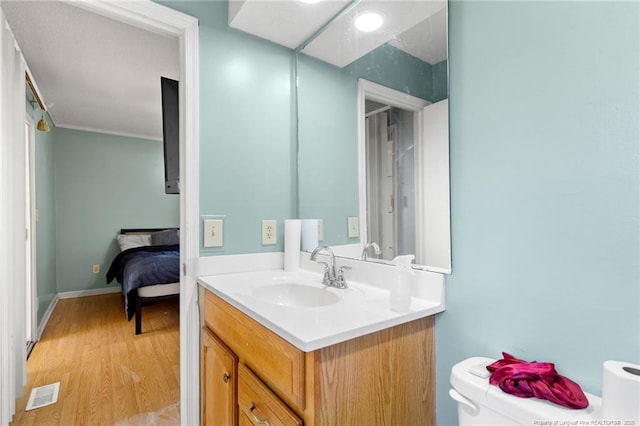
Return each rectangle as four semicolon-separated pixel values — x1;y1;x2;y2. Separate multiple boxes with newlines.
25;382;60;411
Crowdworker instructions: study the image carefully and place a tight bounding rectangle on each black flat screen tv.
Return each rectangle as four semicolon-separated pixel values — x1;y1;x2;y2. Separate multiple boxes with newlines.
161;77;179;194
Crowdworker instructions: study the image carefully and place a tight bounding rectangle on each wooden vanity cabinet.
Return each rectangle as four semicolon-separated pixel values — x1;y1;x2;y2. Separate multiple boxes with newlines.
201;288;435;426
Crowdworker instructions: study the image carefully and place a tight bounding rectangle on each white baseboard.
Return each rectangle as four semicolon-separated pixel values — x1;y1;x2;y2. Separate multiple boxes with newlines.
57;286;120;300
37;295;59;340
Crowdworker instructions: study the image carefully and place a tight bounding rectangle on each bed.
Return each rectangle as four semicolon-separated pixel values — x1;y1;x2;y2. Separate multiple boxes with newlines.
106;228;180;335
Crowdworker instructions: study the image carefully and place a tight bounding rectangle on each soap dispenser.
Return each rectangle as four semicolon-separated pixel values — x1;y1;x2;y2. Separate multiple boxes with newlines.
389;255;415;312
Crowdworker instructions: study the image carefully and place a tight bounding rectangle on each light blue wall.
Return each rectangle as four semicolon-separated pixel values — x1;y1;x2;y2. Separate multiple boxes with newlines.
34;117;57;322
349;45;447;103
54;128;179;292
437;2;639;425
160;1;296;255
297;54;359;246
26;100;57;324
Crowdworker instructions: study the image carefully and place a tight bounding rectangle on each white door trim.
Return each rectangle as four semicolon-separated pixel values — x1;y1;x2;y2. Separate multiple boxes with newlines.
67;2;200;424
357;79;429;258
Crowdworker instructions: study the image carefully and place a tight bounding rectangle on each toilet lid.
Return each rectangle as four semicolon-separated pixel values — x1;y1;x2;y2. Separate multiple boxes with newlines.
450;357;601;424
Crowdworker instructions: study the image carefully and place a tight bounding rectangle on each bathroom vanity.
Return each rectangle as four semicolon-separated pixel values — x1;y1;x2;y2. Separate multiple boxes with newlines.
198;263;445;425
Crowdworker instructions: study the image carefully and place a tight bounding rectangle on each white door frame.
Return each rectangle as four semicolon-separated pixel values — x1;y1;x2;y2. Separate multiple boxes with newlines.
357;79;428;259
68;2;200;423
358;80;451;274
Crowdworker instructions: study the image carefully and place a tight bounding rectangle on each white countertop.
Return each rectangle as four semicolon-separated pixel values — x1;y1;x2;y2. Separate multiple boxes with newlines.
198;267;445;352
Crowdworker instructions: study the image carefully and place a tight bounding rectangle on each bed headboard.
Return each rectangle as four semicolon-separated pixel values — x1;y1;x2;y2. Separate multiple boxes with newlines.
115;228;180;252
119;228;179;235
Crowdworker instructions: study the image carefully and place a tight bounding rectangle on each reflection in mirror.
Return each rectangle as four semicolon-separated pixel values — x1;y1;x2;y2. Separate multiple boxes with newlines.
365;101;415;261
297;1;450;272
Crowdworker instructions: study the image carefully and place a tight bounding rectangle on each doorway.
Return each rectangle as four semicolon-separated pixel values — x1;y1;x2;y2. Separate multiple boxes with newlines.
365;102;417;261
358;78;451;272
24;115;37;355
2;2;200;423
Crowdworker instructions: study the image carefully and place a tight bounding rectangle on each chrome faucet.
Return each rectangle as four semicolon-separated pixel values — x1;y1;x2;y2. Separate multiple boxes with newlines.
361;242;381;261
310;246;350;289
310;246;336;286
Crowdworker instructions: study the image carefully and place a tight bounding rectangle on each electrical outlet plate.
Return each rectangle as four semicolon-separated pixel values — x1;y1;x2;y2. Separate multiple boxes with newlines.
262;220;277;245
347;216;359;238
317;219;324;241
92;264;100;274
204;219;223;247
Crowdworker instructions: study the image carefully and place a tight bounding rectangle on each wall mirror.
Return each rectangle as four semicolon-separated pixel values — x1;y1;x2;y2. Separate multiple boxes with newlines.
296;0;451;273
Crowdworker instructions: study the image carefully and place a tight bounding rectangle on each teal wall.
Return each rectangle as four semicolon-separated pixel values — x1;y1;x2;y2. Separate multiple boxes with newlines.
346;44;447;103
34;118;57;322
438;1;639;424
297;54;359;246
53;128;179;292
161;0;295;255
27;101;57;324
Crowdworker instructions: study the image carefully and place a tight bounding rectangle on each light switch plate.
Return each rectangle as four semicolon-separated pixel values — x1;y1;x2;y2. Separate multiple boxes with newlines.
204;219;223;247
347;216;359;238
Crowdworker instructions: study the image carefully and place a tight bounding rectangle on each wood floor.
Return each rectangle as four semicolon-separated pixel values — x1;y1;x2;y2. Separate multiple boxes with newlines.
10;293;180;426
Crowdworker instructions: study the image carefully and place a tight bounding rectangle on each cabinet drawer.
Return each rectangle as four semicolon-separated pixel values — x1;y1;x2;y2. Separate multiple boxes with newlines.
204;290;305;411
239;363;302;426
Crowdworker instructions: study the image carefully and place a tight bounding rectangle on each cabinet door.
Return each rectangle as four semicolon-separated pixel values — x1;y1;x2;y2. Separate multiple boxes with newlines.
205;291;305;411
238;363;302;426
202;327;238;426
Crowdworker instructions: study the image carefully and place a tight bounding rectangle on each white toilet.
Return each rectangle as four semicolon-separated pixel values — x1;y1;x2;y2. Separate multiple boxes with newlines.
450;357;602;425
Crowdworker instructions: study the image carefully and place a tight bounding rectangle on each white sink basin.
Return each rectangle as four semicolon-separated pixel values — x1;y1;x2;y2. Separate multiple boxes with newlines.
252;283;340;307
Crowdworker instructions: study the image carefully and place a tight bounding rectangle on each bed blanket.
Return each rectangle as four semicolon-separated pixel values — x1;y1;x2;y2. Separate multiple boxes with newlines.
106;245;179;320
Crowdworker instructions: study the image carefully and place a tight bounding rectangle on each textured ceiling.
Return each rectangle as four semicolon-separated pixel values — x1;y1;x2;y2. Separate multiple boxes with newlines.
230;0;447;68
301;0;446;67
229;0;351;49
2;0;179;141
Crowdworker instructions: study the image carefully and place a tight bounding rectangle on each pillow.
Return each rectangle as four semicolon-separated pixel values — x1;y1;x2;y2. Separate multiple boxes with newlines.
151;229;180;246
116;234;152;251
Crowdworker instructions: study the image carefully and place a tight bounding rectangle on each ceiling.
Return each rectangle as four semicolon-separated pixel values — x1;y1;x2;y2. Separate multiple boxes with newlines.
230;0;447;68
2;1;447;141
2;0;179;141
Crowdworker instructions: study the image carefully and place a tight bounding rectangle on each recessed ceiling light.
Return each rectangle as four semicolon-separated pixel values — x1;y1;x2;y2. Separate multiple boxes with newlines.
299;0;322;4
354;12;384;32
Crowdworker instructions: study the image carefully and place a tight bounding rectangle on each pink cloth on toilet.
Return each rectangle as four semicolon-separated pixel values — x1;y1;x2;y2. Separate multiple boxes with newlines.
487;352;589;409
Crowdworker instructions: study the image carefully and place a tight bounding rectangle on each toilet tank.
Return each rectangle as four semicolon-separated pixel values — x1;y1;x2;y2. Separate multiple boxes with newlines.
450;357;602;425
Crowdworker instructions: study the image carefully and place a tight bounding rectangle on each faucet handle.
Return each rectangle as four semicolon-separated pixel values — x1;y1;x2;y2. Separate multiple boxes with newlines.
335;266;351;289
316;261;332;286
